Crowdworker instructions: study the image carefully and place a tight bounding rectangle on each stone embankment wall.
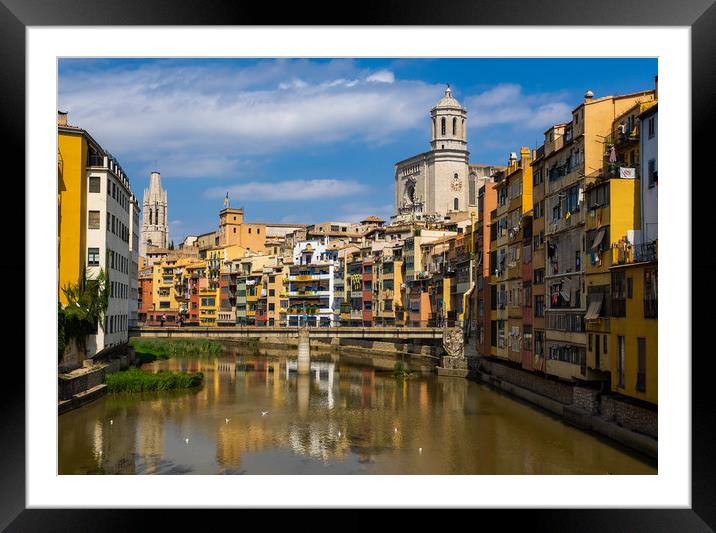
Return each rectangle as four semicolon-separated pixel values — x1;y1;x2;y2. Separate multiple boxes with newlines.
470;356;657;458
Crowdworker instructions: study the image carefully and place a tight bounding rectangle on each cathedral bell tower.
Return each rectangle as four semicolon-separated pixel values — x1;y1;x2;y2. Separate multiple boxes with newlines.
430;85;468;152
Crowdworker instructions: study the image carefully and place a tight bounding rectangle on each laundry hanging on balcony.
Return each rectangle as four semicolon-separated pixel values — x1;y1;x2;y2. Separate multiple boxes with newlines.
608;145;617;163
619;167;636;179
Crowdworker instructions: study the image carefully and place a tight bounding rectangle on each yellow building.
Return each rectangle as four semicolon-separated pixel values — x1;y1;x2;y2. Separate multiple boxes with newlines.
199;285;219;326
58;112;97;304
608;241;657;405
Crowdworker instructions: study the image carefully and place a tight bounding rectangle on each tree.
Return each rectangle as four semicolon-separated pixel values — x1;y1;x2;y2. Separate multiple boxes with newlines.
169;240;175;250
58;267;109;363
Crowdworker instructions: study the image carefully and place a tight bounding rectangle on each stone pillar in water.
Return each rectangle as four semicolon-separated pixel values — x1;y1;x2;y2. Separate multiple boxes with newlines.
298;327;310;375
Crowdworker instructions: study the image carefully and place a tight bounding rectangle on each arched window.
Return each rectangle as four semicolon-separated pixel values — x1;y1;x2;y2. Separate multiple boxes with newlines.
454;198;459;211
441;117;446;136
432;118;436;138
462;118;465;138
453;117;457;135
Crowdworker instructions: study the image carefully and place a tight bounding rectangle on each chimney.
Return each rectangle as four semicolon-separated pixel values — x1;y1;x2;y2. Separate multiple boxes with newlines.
57;110;68;126
584;90;594;101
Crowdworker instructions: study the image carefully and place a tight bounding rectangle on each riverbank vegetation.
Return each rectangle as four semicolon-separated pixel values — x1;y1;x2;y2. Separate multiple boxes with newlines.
393;361;415;378
129;338;223;363
105;368;203;392
58;268;109;363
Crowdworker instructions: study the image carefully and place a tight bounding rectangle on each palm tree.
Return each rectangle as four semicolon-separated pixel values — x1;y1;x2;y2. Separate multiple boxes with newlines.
59;267;109;362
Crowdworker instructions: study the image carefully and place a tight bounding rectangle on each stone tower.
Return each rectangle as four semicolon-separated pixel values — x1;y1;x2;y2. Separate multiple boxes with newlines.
395;85;470;219
140;171;168;257
430;85;468;151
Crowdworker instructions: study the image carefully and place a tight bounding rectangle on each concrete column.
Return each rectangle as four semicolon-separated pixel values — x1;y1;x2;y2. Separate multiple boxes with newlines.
297;327;310;375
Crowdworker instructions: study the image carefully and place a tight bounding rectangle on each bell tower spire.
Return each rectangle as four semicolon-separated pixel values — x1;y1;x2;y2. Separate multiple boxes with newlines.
430;84;468;151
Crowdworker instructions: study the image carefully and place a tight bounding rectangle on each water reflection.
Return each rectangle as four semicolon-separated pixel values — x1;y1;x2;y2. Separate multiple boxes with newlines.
58;350;657;475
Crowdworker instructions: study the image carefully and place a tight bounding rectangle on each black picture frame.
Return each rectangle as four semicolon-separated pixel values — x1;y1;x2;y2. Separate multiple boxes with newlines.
3;0;714;529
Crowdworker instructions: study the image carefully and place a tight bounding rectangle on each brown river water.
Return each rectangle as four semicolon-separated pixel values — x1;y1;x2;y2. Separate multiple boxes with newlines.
59;348;656;475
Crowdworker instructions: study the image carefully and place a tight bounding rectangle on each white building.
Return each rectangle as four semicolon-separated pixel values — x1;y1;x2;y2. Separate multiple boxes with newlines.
639;103;658;246
394;85;471;221
85;151;134;351
287;238;339;327
140;171;169;256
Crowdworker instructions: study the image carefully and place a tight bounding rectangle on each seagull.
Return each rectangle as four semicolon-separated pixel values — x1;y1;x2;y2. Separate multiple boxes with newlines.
261;411;269;416
110;419;113;425
185;437;189;444
394;427;398;433
338;431;341;437
418;447;423;454
225;418;230;424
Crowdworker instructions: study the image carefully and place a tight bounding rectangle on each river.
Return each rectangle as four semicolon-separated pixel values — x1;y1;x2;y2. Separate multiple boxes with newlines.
58;348;656;474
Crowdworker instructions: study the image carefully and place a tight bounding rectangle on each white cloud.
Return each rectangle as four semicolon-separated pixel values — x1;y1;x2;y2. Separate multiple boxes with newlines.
59;60;440;179
366;70;395;84
206;179;368;202
466;83;573;130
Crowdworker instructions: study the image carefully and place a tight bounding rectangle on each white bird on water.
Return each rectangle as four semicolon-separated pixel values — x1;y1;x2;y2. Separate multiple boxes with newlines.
338;431;341;437
110;419;113;425
225;418;230;424
185;438;189;444
394;427;398;433
261;411;269;416
418;447;423;454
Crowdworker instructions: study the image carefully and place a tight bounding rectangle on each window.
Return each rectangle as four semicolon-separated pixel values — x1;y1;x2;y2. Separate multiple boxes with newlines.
452;117;457;135
648;159;657;188
88;210;100;229
89;176;101;193
603;335;608;354
534;268;545;285
637;338;646;392
535;295;545;317
644;268;658;318
88;247;100;266
454;198;459;211
627;277;633;298
523;325;532;351
524;282;532;307
648;116;655;139
269;303;275;312
617;336;625;388
534;330;544;357
441;117;446;136
588;333;592;351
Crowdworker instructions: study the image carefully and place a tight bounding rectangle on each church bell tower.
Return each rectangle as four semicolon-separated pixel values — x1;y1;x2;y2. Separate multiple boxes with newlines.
430;85;468;152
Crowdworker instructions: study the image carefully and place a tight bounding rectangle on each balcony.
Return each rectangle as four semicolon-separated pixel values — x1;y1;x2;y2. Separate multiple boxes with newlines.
287;290;330;297
288;273;331;281
612;240;657;266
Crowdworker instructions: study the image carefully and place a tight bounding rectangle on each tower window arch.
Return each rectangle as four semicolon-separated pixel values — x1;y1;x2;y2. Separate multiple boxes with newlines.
453;117;457;135
441;117;446;136
454;198;459;211
432;118;436;138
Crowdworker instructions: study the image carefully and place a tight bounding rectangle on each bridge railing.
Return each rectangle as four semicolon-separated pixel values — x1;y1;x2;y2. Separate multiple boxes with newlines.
133;320;461;330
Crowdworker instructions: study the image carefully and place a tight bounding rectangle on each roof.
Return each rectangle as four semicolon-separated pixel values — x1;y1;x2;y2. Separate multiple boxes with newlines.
361;216;385;223
433;86;463;110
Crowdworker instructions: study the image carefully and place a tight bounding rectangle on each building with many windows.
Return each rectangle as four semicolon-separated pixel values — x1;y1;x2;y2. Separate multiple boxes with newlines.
58;111;136;353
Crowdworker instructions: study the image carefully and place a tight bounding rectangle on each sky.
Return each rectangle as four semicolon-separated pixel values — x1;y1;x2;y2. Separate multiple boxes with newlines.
58;57;657;243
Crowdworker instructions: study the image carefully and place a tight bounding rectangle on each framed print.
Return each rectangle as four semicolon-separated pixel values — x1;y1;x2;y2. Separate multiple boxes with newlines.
4;0;715;529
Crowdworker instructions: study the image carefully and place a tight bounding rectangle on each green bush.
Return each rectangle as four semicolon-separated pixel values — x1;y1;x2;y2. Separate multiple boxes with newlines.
393;361;414;378
105;368;203;393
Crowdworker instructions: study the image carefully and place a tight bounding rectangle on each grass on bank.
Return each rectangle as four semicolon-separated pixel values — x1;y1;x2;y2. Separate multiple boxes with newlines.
105;367;203;393
129;337;223;363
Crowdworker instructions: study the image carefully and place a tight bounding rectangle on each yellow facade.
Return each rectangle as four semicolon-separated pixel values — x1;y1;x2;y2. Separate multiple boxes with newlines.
199;286;219;326
152;259;181;313
58;128;89;304
609;261;658;405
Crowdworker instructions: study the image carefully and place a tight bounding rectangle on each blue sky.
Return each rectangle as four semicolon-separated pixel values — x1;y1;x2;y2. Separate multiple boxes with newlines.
58;58;657;242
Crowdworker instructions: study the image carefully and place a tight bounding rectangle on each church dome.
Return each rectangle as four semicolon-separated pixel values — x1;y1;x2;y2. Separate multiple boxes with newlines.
433;85;463;110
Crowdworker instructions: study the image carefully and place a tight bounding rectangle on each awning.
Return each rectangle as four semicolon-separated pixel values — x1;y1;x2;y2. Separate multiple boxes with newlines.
591;227;606;251
585;293;603;320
